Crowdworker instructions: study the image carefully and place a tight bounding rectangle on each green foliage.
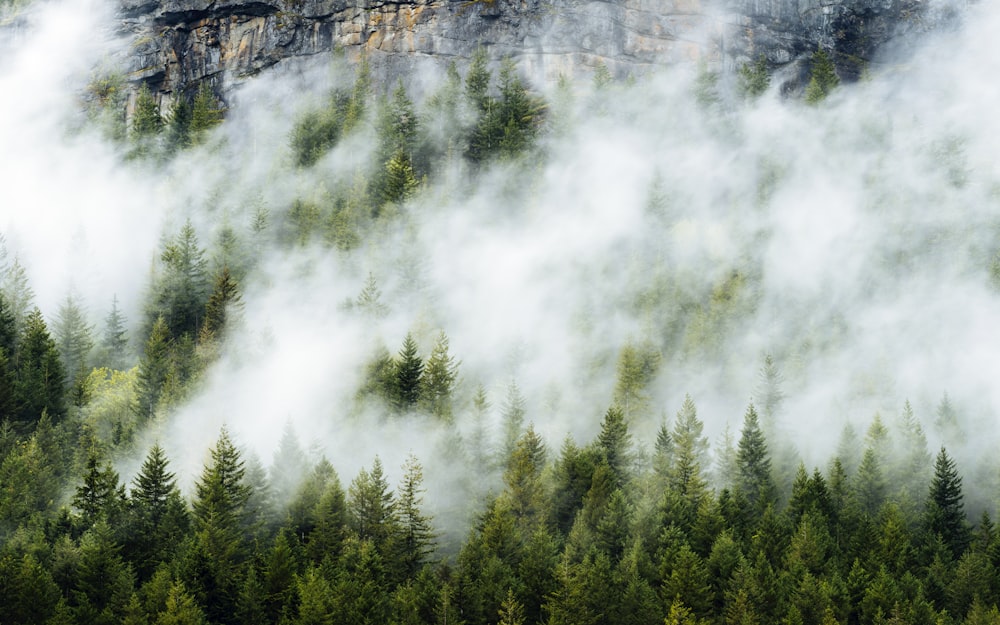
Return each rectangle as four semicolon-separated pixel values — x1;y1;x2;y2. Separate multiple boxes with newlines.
132;83;163;139
804;48;840;105
13;308;65;430
189;82;224;143
738;55;770;100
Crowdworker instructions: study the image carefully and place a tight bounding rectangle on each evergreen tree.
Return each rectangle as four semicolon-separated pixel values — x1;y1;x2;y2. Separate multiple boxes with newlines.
597;405;632;486
53;294;94;389
148;220;210;339
804;48;839;104
192;427;252;554
189;82;223;143
199;266;242;343
612;341;660;421
1;257;34;341
502;425;546;526
669;395;711;504
924;447;970;559
132;83;163;138
421;330;459;420
348;457;398;554
736;403;775;514
395;454;435;579
101;295;130;371
269;422;309;506
165;97;193;152
136;315;170;419
393;333;424;410
500;380;526;462
13;307;65;430
72;447;126;529
355;272;388;319
378;149;419;206
127;443;188;579
738;55;770;99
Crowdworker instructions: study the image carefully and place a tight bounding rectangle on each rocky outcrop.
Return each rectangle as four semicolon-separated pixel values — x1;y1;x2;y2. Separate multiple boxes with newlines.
115;0;954;99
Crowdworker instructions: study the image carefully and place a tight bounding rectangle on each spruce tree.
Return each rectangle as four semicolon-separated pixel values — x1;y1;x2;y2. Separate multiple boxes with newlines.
421;330;459;420
200;266;242;343
395;454;435;579
13;308;65;430
348;457;397;554
101;295;129;371
189;82;223;143
132;82;163;138
924;447;970;559
392;333;424;410
136;315;171;419
804;48;840;104
597;405;632;487
736;403;776;514
53;294;94;389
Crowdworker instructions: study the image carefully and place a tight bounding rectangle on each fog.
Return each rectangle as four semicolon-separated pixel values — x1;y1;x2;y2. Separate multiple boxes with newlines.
2;0;1000;538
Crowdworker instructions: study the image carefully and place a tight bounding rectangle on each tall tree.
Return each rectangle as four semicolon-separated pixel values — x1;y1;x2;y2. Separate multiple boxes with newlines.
597;405;632;487
53;294;94;389
132;83;163;139
148;220;210;340
13;308;65;430
189;82;223;143
136;315;171;419
72;447;126;530
199;266;242;344
421;330;459;420
924;447;970;559
392;333;424;411
348;457;398;555
500;380;526;463
736;403;775;514
804;48;839;104
100;295;129;371
2;257;35;339
127;443;189;579
192;427;252;554
395;454;435;579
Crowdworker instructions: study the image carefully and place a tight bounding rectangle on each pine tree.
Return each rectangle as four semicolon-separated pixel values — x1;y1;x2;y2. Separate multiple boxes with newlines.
189;82;223;143
395;454;435;579
128;443;188;580
597;405;632;487
500;380;526;463
132;83;163;138
378;149;419;206
349;457;398;554
738;55;770;99
53;294;94;389
269;422;308;507
612;341;660;420
199;266;242;343
192;427;252;550
924;447;970;559
1;257;34;340
136;316;170;419
804;48;839;104
149;220;210;339
736;403;775;514
497;588;525;625
392;333;424;410
355;272;388;319
101;295;130;371
421;330;459;420
72;447;126;528
13;307;65;430
166;97;192;152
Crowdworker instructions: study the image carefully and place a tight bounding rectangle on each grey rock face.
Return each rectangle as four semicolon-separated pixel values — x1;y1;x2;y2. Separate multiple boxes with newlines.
114;0;954;98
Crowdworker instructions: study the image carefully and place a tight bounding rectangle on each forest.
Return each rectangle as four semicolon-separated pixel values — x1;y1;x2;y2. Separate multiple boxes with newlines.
4;0;1000;622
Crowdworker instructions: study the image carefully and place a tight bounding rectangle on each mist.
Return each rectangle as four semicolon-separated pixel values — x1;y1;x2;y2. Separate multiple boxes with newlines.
3;0;1000;544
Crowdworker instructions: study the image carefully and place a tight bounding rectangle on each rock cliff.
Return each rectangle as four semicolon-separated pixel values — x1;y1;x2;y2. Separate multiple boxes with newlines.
115;0;954;100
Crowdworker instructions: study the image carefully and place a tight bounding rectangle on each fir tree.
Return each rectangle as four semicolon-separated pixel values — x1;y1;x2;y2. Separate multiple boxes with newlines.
13;308;65;430
392;333;424;411
199;266;242;343
924;447;970;559
421;330;459;420
804;48;839;104
395;454;435;579
101;295;130;371
132;83;163;138
736;403;775;514
189;82;223;143
53;294;94;389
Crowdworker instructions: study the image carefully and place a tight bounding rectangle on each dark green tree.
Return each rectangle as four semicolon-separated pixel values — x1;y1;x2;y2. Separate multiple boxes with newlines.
804;48;839;104
13;307;65;430
391;333;424;411
500;380;526;463
189;82;223;143
148;220;210;340
348;457;398;555
127;443;189;579
597;405;632;487
736;403;775;514
738;55;770;99
199;266;242;344
136;315;170;419
132;83;163;138
924;447;970;559
421;330;459;420
395;454;435;579
72;447;126;530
